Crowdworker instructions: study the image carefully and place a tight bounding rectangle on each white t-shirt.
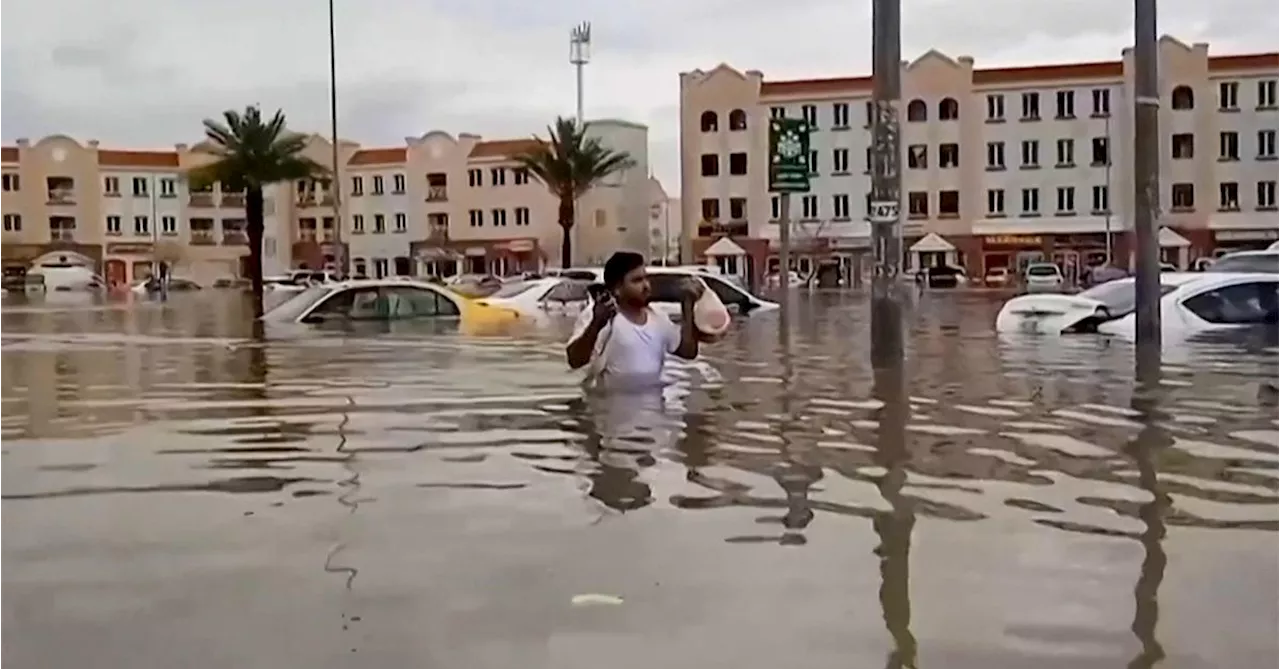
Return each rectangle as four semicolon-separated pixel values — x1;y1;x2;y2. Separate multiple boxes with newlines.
570;303;682;389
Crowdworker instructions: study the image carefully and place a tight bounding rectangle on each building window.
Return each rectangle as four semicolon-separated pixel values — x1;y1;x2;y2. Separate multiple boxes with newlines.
160;178;176;197
1171;86;1195;110
700;198;720;221
1219;81;1239;110
1171;183;1195;211
832;148;850;173
729;198;747;220
1257;130;1277;159
371;175;384;195
1258;180;1278;209
1056;186;1075;214
771;106;786;119
1021;92;1041;120
3;214;21;232
1091;137;1110;166
1020;188;1040;215
1259;80;1278;109
728;152;748;175
1091;89;1111;116
801;104;817;126
986;189;1005;216
394;213;407;232
907;145;927;169
468;169;482;187
938;98;959;121
1091;185;1110;213
490;168;506;186
938;190;959;217
373;258;388;279
700;154;719;177
104;176;120;196
106;215;122;234
770;195;782;220
351;176;363;195
808;150;819;175
2;174;19;191
986;142;1005;169
800;195;818;219
392;174;406;193
907;191;929;217
1055;90;1075;119
939;143;959;169
1055;139;1074;167
864;101;875;127
373;214;387;232
1219;182;1240;210
986;94;1005;121
162;216;177;234
515;207;530;225
1220;131;1240;160
132;177;149;197
1020;140;1040;167
832;193;850;219
906;99;927;122
352;214;365;233
832;103;850;129
133;215;149;235
700;111;718;132
728;109;747;131
1172;133;1195;159
468;209;483;227
513;168;529;185
491;209;507;226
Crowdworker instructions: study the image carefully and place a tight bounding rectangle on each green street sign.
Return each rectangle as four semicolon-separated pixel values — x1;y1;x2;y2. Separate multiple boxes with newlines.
768;118;811;193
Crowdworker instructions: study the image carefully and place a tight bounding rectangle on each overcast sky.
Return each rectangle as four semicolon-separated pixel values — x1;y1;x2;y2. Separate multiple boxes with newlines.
2;0;1276;194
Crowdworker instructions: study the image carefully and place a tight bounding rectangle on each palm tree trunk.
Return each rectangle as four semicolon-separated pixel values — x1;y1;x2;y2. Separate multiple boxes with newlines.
245;186;266;318
559;197;575;269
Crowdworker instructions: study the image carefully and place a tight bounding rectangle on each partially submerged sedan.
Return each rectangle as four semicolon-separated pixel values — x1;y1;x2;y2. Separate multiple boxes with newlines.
995;272;1277;339
261;279;523;334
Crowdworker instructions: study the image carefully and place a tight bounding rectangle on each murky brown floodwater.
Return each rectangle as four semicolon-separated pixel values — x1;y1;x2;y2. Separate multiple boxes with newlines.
2;290;1276;669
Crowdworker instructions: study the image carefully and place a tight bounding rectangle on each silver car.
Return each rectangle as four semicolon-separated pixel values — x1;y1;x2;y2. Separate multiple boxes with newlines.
1024;262;1064;293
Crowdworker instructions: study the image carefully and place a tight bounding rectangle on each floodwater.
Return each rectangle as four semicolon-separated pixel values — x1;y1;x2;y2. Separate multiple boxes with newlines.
2;290;1276;669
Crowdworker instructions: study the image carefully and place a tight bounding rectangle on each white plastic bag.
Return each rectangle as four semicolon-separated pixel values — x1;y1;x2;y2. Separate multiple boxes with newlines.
690;280;731;340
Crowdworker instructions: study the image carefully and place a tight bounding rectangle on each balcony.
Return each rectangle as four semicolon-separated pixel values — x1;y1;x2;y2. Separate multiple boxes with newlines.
189;192;215;208
222;232;248;246
427;227;449;243
220;193;246;208
298;232;318;243
426;186;448;202
698;220;748;238
47;189;75;205
49;231;76;242
190;232;216;245
296;193;318;207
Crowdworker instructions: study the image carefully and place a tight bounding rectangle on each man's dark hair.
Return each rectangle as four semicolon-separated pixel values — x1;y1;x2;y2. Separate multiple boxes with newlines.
603;251;646;289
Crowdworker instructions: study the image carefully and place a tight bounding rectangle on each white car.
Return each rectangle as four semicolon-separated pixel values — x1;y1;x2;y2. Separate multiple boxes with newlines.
481;268;779;322
1023;262;1064;293
995;272;1277;340
260;278;522;332
1205;248;1278;273
266;270;339;293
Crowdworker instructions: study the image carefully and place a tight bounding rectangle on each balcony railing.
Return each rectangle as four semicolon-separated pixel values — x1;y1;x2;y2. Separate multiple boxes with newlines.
189;193;215;208
49;231;76;242
47;190;75;205
222;232;248;245
220;193;246;208
698;220;748;237
296;193;318;207
426;186;448;202
190;232;216;245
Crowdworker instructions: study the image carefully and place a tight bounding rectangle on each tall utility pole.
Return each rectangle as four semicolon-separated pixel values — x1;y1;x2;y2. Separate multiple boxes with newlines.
869;0;904;369
1132;0;1162;382
328;0;346;276
569;22;591;267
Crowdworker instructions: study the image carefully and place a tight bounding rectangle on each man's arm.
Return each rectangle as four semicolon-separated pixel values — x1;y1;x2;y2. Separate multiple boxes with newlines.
565;315;604;370
672;297;700;360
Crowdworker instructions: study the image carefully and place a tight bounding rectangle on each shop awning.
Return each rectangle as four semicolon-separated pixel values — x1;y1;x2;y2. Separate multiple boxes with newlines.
909;232;955;253
416;247;462;260
1157;227;1190;248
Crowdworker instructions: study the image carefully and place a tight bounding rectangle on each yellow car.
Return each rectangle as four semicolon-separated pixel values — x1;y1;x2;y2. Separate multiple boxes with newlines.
261;278;524;334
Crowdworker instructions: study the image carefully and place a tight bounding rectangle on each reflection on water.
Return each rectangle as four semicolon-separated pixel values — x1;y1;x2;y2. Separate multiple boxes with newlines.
2;291;1276;668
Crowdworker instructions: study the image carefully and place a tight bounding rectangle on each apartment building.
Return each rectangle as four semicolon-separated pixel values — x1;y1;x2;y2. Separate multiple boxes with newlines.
647;176;681;264
680;36;1278;286
0;119;654;283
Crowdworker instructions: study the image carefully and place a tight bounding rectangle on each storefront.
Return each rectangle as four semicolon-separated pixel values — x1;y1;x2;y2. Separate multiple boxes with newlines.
979;233;1111;285
423;238;543;277
2;243;103;285
693;236;769;290
1213;228;1278;255
104;243;155;286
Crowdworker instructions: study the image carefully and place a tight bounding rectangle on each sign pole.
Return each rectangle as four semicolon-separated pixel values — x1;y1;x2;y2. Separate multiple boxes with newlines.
1132;0;1162;384
778;192;791;312
870;0;904;370
767;117;812;321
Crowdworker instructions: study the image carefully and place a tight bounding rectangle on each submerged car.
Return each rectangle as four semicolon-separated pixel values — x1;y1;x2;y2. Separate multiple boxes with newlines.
1204;248;1278;274
261;279;523;334
995;272;1277;340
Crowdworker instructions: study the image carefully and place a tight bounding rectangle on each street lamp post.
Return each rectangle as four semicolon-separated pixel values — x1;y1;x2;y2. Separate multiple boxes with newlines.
568;22;591;267
869;0;904;370
1132;0;1162;382
328;0;346;277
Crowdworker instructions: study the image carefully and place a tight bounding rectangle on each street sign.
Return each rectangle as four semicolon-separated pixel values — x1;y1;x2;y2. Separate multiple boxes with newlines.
768;118;811;193
867;200;900;224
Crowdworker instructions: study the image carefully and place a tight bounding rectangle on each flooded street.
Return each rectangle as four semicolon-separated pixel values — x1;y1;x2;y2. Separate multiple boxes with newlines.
2;291;1276;669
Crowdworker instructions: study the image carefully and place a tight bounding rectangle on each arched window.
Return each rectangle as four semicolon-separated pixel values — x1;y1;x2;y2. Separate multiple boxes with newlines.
938;97;959;120
728;109;747;131
907;99;928;122
700;111;719;132
1171;86;1195;110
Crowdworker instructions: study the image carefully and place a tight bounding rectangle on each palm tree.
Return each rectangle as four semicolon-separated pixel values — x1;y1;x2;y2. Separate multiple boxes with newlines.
188;105;326;318
514;117;636;268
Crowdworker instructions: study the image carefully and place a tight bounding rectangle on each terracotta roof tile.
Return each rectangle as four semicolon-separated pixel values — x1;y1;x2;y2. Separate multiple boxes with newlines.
348;147;406;166
1;147;17;163
760;52;1277;96
469;139;543;159
97;150;180;168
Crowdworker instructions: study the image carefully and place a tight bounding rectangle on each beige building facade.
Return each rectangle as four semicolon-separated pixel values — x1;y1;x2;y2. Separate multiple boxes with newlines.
1;120;652;284
680;37;1278;286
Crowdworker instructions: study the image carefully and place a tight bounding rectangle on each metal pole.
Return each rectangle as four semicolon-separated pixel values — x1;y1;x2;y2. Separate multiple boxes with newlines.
778;193;791;314
1132;0;1162;382
328;0;346;277
569;22;591;268
150;174;159;277
1104;109;1113;266
870;0;904;369
663;204;671;266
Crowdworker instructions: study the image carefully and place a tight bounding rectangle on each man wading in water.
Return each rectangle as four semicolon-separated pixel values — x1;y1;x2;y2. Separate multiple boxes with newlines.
565;251;706;390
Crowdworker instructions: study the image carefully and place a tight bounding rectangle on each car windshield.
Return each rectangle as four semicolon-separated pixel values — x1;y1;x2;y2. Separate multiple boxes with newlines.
262;285;333;321
1207;253;1278;273
1026;264;1059;277
1078;279;1178;315
488;281;539;298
